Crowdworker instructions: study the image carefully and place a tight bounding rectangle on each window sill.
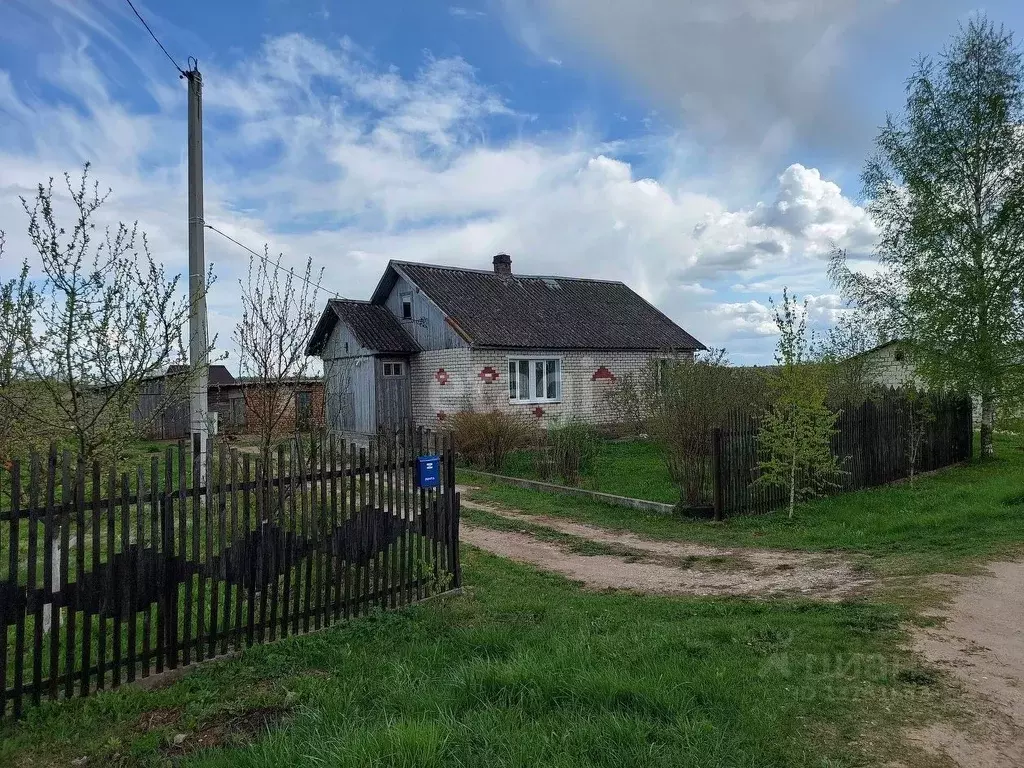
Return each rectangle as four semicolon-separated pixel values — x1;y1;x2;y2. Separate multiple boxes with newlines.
509;400;561;406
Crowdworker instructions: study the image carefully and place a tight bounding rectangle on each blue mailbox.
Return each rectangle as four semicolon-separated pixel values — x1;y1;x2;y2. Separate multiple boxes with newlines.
416;455;441;489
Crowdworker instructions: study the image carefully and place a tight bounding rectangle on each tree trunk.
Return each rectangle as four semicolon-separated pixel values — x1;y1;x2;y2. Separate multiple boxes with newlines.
980;392;996;458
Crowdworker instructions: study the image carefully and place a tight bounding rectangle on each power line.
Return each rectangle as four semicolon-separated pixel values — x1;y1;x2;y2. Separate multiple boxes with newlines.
123;0;186;76
205;223;342;298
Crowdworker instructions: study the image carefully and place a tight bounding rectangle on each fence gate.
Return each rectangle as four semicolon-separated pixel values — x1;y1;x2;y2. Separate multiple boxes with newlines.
0;427;460;720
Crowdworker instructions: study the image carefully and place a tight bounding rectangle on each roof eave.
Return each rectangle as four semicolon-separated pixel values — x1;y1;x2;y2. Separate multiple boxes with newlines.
305;302;342;357
369;261;400;305
471;343;704;353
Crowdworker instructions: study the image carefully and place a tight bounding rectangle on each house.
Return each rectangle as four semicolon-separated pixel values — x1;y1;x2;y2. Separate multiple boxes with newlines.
852;339;919;389
134;366;325;439
305;254;705;435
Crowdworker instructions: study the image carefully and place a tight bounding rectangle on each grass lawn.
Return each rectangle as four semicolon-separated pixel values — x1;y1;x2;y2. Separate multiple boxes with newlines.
461;433;1024;577
0;549;944;768
493;439;680;504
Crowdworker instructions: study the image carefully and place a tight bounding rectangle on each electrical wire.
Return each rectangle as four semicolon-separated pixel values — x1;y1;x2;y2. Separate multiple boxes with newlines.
204;223;342;298
123;0;186;76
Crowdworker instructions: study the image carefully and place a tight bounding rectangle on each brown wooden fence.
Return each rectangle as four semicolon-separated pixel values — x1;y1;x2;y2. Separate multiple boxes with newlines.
712;394;973;518
0;427;460;720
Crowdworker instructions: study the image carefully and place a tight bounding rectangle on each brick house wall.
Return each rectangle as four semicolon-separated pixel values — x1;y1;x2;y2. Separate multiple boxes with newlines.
225;382;326;436
410;349;692;428
861;343;921;389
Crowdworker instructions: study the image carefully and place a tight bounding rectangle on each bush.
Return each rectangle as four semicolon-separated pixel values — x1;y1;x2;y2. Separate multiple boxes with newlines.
546;419;599;486
608;349;768;507
451;410;536;471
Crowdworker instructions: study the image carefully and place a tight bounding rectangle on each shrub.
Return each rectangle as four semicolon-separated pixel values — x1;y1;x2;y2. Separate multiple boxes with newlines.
546;419;599;486
608;349;767;507
451;410;536;471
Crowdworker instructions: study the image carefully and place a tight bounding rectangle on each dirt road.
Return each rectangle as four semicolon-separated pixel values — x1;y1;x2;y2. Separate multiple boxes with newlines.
909;561;1024;768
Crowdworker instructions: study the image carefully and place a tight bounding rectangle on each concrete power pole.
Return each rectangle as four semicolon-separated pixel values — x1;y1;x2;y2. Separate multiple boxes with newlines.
186;64;209;484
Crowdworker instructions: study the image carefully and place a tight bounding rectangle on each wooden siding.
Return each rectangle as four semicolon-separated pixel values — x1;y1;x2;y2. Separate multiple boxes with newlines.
321;318;371;360
383;273;467;351
324;356;376;434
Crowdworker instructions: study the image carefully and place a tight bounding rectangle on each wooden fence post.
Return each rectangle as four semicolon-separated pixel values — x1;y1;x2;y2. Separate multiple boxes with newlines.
712;427;724;522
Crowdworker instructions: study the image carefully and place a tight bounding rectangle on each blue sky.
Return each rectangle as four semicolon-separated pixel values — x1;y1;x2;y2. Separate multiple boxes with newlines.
1;0;1021;364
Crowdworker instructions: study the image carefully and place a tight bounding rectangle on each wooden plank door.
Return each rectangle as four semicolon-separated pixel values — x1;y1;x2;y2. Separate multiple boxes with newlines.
376;359;411;436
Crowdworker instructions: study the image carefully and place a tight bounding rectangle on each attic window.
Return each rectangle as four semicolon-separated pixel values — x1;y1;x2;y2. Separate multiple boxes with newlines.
383;362;404;377
401;292;413;320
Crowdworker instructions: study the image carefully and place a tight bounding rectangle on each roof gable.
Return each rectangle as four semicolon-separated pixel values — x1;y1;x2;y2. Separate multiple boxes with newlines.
306;299;420;356
373;261;704;352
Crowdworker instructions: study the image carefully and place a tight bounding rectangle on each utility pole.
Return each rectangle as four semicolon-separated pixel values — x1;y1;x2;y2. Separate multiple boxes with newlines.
186;63;209;484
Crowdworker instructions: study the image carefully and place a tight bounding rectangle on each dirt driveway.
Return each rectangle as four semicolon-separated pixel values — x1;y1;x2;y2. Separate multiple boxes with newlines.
459;495;1024;766
459;497;872;600
907;561;1024;768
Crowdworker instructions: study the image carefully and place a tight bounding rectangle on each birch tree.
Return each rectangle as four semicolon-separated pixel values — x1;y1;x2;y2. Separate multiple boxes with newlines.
756;290;841;518
830;18;1024;458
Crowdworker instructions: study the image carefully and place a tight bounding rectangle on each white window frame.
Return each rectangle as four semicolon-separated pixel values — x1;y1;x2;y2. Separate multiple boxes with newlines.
507;356;562;404
400;292;413;321
382;361;405;377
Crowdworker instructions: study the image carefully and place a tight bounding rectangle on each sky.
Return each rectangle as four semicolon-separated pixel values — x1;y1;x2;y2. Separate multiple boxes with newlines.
1;0;1021;366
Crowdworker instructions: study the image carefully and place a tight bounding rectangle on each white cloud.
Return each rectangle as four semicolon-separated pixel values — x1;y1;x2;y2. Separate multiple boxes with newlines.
0;15;876;365
499;0;899;159
449;6;487;19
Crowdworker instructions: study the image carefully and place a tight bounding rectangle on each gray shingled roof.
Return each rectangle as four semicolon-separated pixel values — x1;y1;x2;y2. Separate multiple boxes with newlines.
166;364;236;386
306;299;420;356
387;262;705;352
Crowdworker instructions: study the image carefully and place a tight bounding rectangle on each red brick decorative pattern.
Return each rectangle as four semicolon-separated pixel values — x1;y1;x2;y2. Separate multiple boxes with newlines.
592;366;616;382
532;406;544;418
478;366;500;383
435;368;449;385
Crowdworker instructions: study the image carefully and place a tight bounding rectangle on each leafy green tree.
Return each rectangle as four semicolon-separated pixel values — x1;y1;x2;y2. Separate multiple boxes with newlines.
757;290;841;518
830;18;1024;458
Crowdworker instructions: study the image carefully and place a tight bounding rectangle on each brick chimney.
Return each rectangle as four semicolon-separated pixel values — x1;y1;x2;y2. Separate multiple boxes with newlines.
492;253;512;276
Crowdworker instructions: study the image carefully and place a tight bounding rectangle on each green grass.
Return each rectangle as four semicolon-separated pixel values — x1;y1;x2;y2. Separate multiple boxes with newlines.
495;440;680;504
462;433;1024;577
0;550;944;768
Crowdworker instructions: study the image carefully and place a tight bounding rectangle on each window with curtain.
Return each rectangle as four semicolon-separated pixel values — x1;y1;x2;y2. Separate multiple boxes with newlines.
508;357;561;403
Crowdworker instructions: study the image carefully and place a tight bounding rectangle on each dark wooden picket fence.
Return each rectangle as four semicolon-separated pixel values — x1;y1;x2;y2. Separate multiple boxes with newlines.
0;427;460;720
712;393;973;518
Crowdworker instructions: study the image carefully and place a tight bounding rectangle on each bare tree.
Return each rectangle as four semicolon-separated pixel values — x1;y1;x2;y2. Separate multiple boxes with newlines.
3;166;209;461
901;385;936;485
234;248;324;465
813;310;882;407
